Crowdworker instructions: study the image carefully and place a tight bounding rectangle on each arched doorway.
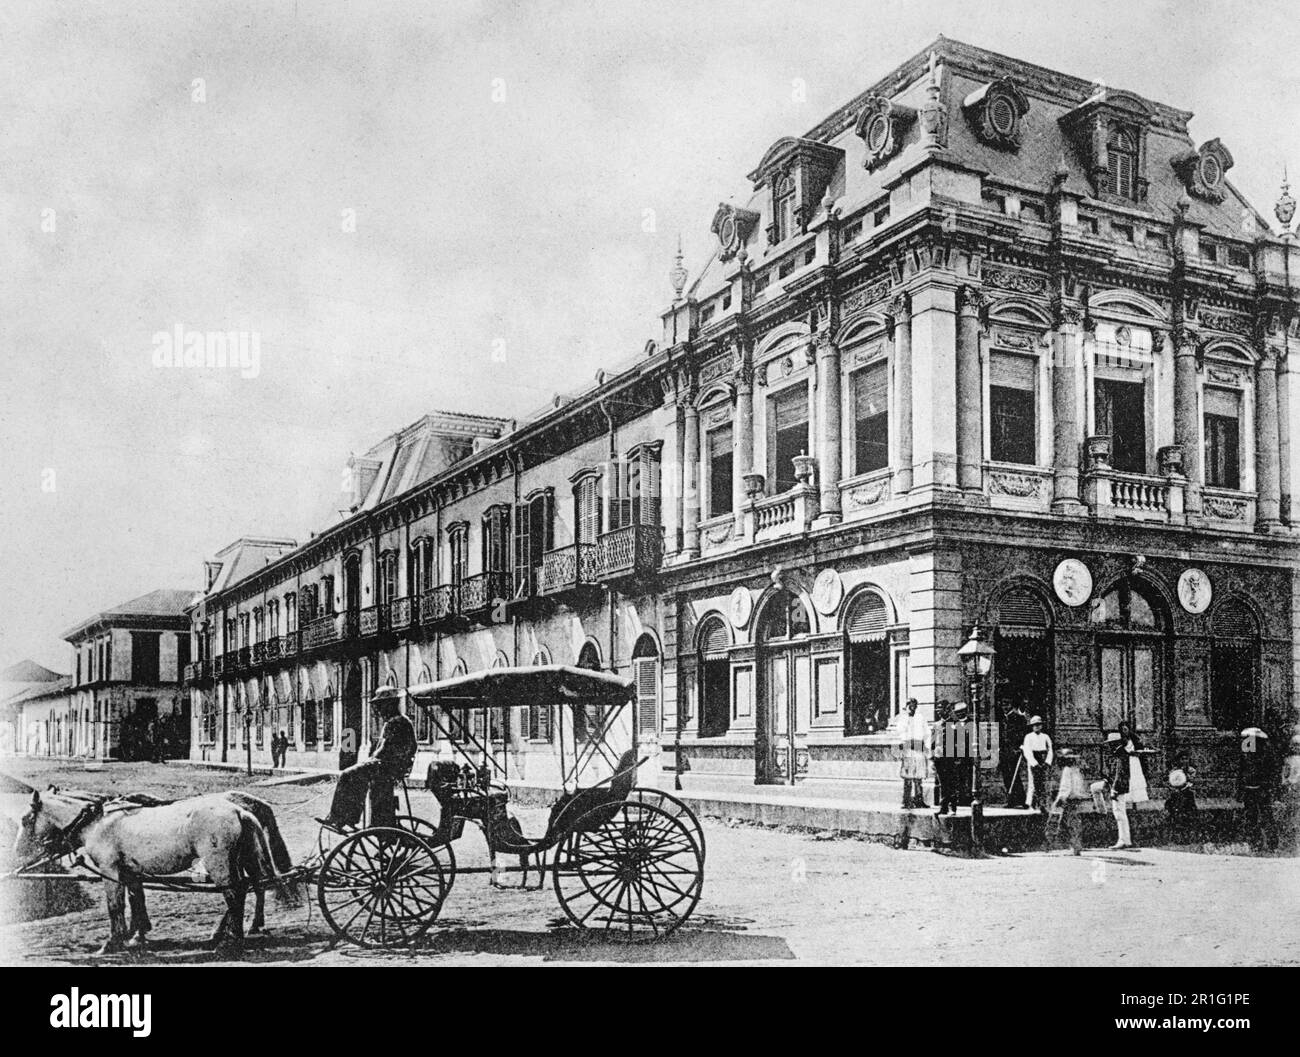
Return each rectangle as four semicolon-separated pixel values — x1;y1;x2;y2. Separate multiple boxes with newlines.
1209;598;1260;734
696;614;732;738
340;661;363;769
993;585;1053;800
1089;580;1169;768
755;589;812;784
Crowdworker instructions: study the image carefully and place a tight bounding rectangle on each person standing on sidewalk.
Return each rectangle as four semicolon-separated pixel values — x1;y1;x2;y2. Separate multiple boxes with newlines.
931;700;955;815
1239;726;1276;854
1104;731;1141;849
895;698;931;810
1020;716;1054;813
1048;748;1090;854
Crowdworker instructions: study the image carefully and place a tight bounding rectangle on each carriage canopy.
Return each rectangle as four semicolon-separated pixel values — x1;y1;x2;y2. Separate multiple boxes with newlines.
371;665;634;713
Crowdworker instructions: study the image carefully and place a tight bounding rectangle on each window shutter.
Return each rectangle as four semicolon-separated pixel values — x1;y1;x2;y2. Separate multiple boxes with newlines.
634;655;660;735
845;593;888;642
990;351;1036;390
854;361;889;418
998;588;1048;638
1204;387;1239;419
699;616;730;656
641;448;662;526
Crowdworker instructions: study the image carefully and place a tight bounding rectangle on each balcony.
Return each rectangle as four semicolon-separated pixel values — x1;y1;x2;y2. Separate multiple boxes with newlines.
540;544;599;596
213;654;225;677
236;646;251;671
252;641;267;666
1082;438;1186;525
303;613;344;650
183;660;211;685
457;571;511;623
596;524;664;581
389;596;413;632
264;636;281;663
419;585;457;629
359;605;385;638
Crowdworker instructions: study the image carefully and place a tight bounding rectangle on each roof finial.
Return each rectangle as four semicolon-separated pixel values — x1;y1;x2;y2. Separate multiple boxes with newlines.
1276;167;1296;231
669;234;688;302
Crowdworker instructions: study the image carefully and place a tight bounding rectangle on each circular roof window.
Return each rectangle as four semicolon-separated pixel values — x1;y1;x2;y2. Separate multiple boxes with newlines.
1200;152;1223;190
866;114;889;154
989;94;1017;137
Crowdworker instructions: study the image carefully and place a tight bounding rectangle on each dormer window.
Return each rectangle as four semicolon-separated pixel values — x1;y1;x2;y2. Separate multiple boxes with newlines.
1107;126;1138;199
773;175;796;244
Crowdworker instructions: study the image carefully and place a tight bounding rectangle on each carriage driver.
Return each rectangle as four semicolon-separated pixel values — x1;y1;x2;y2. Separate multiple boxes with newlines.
319;690;418;831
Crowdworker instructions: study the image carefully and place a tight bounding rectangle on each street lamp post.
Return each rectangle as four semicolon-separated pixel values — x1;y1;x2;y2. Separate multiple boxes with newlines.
958;624;996;854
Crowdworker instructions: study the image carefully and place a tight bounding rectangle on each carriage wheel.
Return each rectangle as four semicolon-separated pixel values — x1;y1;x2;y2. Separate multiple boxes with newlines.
394;815;457;885
552;800;703;942
628;788;706;863
317;827;448;948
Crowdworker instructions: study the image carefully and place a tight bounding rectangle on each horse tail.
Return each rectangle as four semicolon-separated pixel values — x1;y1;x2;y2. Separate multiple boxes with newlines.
226;792;293;874
238;811;301;909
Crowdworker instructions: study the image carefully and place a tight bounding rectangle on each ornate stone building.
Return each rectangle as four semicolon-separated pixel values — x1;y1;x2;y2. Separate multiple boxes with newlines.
185;39;1299;798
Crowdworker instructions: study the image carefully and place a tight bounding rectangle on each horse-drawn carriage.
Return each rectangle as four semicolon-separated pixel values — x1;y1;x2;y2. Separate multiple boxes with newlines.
7;665;705;953
316;665;706;946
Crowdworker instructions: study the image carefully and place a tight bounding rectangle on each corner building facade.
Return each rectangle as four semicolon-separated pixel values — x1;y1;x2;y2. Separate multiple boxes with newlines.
187;39;1300;800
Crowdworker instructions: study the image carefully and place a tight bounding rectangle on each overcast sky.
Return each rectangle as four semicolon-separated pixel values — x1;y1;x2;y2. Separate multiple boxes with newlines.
2;0;1299;672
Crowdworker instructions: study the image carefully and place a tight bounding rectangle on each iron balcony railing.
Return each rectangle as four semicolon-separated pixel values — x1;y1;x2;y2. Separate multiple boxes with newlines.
458;571;511;616
389;596;413;631
236;646;251;671
420;585;456;626
213;654;225;677
359;605;382;638
596;524;664;581
252;641;267;665
303;613;344;650
540;544;599;595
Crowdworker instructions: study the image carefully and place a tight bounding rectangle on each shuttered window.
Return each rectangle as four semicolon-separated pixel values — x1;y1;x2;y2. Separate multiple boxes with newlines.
845;592;888;642
991;352;1037;465
698;615;730;657
1204;387;1241;490
852;362;889;475
574;477;601;544
633;653;660;736
998;588;1049;639
608;446;662;530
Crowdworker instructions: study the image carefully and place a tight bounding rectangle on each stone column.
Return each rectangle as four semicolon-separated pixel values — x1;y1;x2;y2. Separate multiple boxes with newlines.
1278;352;1292;524
815;333;842;519
956;286;985;492
1173;329;1202;515
1051;311;1086;514
733;364;755;532
1256;345;1282;528
890;293;913;495
682;400;701;556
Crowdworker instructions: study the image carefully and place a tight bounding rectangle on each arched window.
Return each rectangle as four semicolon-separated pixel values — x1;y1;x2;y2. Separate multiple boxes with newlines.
415;664;435;742
528;648;553;741
1089;583;1161;629
758;589;811;640
575;642;602;743
843;591;899;735
1107;126;1137;199
773;174;796;243
696;614;732;738
1210;599;1259;732
632;635;661;737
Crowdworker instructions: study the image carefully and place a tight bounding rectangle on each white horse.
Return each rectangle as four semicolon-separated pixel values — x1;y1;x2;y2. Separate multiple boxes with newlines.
15;788;296;955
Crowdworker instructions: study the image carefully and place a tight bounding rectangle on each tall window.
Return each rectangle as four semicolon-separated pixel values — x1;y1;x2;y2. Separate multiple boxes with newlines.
852;361;889;475
285;593;297;632
238;613;250;648
990;352;1037;465
378;551;398;605
321;575;335;614
1107;126;1137;200
1210;600;1258;732
708;424;734;517
528;650;553;741
1204;387;1241;489
844;593;890;735
768;383;810;494
267;600;280;638
176;632;190;676
1095;377;1146;474
697;615;731;737
481;506;512;574
131;632;161;685
773;175;796;243
253;607;264;643
609;444;662;529
448;524;469;586
515;491;554;596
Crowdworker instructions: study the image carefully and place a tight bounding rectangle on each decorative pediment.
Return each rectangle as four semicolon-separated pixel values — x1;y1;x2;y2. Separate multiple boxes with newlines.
962;76;1030;149
710;202;761;262
854;95;916;172
1171;138;1233;203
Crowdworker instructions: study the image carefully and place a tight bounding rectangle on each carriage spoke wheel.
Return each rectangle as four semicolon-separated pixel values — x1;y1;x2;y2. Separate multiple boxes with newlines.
317;827;448;948
628;788;706;863
394;815;457;888
552;801;703;942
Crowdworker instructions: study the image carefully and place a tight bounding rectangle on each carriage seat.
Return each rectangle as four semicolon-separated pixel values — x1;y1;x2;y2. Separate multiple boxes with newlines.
546;749;640;837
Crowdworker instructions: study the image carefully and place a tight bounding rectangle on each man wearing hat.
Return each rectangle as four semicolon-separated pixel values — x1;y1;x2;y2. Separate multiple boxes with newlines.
895;698;931;810
1020;715;1054;813
1048;748;1090;854
933;701;972;816
1238;726;1276;853
318;689;417;831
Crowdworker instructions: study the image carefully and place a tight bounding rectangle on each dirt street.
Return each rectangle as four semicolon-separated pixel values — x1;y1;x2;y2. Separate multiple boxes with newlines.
2;760;1297;966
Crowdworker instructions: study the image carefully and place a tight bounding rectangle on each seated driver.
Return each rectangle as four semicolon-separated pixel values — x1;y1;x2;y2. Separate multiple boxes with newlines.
319;691;417;831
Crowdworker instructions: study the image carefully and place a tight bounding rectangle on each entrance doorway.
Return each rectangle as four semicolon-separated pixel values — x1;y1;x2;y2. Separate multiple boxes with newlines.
1090;581;1168;773
341;662;363;769
992;585;1053;803
755;589;811;784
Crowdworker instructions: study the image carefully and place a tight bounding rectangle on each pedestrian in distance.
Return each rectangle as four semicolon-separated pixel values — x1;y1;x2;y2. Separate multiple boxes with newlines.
1021;715;1054;813
1238;726;1276;854
895;698;931;810
1047;748;1090;854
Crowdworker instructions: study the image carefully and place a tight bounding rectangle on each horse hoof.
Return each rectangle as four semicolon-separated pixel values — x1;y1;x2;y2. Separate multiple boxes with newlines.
97;941;126;955
127;934;149;949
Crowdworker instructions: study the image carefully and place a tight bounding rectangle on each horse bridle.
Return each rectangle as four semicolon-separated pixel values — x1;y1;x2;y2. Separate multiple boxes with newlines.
24;798;104;866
